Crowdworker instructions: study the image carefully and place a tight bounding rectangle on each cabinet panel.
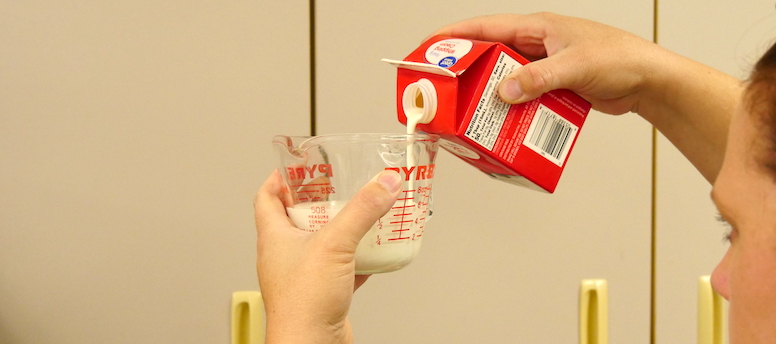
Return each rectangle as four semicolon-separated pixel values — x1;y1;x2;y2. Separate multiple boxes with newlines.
0;1;309;343
316;3;653;343
655;2;775;343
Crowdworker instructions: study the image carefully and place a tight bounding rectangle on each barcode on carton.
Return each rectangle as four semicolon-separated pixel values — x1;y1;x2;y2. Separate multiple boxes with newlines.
523;104;579;166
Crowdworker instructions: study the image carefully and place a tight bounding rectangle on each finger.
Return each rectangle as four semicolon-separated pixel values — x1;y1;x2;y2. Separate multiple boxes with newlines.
298;176;330;202
354;275;371;291
497;50;583;103
287;164;305;190
319;170;402;249
426;12;580;104
254;170;296;234
284;163;306;204
427;13;554;56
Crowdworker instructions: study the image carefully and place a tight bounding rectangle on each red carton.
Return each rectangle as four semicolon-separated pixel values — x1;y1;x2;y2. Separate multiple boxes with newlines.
383;36;591;193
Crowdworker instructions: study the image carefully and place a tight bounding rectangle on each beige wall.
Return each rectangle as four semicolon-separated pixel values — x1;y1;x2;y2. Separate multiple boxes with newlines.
1;1;772;343
316;2;653;343
0;1;309;343
655;1;776;343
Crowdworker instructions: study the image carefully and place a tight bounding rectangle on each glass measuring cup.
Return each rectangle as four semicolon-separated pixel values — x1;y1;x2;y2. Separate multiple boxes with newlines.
273;133;440;274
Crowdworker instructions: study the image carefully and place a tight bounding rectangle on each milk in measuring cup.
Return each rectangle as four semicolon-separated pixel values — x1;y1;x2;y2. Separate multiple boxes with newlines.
275;133;438;274
286;179;432;274
285;201;346;233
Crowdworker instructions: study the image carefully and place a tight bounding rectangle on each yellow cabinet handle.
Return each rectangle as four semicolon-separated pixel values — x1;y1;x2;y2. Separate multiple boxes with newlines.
579;279;608;344
698;276;726;344
231;291;265;344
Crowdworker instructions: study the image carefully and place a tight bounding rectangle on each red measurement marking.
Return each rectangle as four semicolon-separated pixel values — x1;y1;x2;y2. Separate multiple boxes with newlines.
391;205;416;209
388;189;416;241
390;220;413;225
388;237;410;241
289;183;330;188
388;228;410;241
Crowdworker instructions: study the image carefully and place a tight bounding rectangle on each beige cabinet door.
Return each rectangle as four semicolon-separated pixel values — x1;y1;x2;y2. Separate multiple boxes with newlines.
316;3;653;343
655;2;775;343
0;2;309;343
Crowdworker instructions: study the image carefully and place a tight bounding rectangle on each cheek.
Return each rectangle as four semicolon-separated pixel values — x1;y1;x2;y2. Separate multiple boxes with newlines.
726;235;776;340
710;247;732;301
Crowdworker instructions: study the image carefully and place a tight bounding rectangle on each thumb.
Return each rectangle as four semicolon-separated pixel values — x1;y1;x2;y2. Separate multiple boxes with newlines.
319;170;402;249
498;56;576;104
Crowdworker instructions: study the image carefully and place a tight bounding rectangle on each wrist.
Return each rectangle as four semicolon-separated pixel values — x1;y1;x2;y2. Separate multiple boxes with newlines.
633;46;689;120
637;47;740;124
265;315;351;344
635;47;742;182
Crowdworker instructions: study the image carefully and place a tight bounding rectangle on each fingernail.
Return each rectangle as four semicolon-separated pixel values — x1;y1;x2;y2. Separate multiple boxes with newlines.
499;79;523;103
376;171;401;193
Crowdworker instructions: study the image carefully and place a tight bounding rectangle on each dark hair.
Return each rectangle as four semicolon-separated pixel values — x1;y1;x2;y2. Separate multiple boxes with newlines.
744;41;776;173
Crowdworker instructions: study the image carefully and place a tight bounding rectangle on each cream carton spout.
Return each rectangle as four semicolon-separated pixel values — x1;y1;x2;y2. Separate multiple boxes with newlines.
381;59;457;77
384;35;592;193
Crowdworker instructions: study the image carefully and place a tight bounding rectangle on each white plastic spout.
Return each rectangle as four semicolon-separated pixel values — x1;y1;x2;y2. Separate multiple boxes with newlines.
402;78;437;133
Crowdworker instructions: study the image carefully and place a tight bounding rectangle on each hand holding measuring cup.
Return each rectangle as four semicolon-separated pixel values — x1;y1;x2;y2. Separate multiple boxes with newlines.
273;133;440;274
254;169;402;344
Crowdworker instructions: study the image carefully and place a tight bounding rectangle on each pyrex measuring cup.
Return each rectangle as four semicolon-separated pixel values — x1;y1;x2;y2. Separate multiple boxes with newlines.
273;133;439;274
